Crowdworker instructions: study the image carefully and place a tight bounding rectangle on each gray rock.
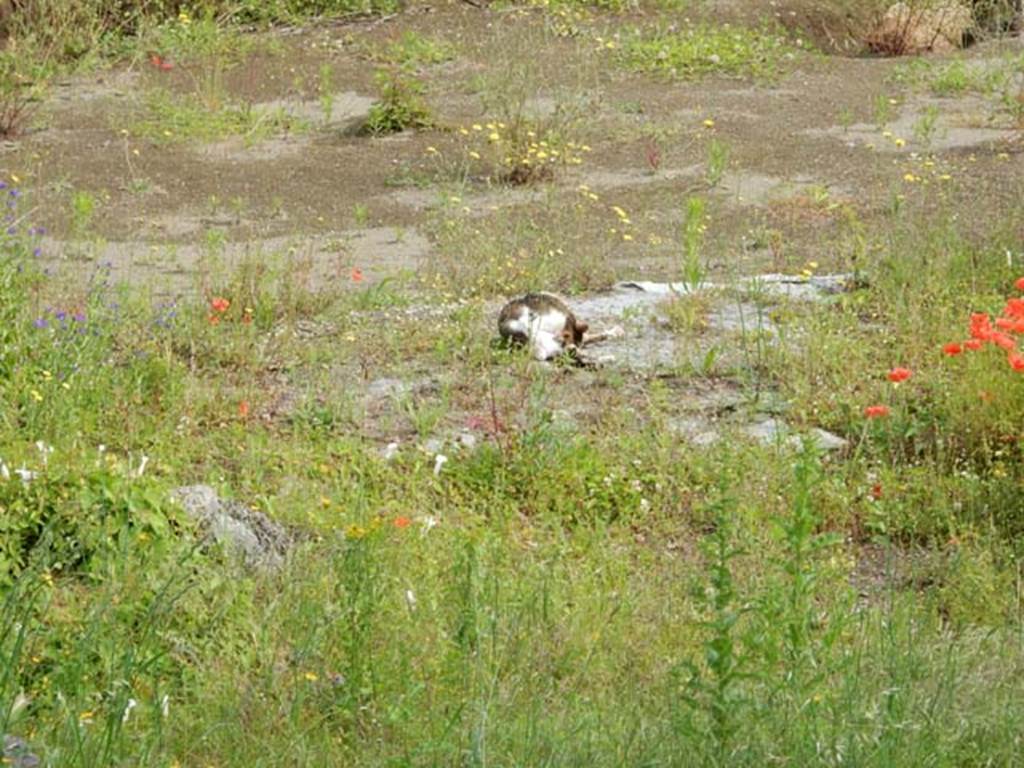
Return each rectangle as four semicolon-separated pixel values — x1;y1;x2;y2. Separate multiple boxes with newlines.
171;485;290;568
744;418;847;451
3;735;40;768
366;378;408;400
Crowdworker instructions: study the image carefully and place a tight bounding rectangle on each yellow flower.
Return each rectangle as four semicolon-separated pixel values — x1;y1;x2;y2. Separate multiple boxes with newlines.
179;11;191;24
42;370;52;380
702;118;715;128
468;151;480;159
320;497;331;508
471;123;482;131
425;146;438;154
536;151;548;160
939;173;952;181
605;41;616;49
622;233;633;241
903;173;916;182
458;127;469;136
488;132;500;141
304;671;318;682
893;138;906;148
30;390;42;402
612;205;627;219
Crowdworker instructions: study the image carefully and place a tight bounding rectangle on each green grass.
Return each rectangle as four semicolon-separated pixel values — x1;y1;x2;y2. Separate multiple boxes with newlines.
618;23;805;80
130;90;307;144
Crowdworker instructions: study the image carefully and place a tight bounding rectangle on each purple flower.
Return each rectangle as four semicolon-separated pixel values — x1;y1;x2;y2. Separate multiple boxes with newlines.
9;189;20;197
73;312;86;323
32;247;41;257
0;182;7;190
33;317;47;328
6;227;15;235
55;310;66;321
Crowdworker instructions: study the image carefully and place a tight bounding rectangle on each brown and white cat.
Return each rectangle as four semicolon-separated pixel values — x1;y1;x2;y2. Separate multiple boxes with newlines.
498;292;589;362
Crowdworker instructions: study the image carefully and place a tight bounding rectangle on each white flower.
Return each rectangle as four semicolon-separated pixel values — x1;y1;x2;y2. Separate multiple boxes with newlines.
421;515;439;533
35;441;53;464
122;698;138;723
14;467;36;485
433;454;448;476
382;442;400;461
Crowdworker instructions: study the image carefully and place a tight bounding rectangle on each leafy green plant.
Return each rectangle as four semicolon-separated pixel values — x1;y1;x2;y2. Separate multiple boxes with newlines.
362;68;433;135
680;195;707;292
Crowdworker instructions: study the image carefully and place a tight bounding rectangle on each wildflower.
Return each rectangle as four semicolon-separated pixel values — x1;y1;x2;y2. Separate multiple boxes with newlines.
1010;353;1024;372
870;483;883;500
702;118;715;128
351;267;364;282
433;454;448;476
471;124;482;131
30;390;42;402
178;11;191;24
488;132;500;141
210;296;230;313
425;146;438;154
304;671;318;682
394;516;412;529
903;173;917;182
468;150;481;160
864;405;890;418
238;400;250;418
122;698;138;724
894;138;906;148
969;313;993;341
942;342;962;356
964;338;984;351
887;367;912;383
1015;277;1024;291
73;312;86;323
33;317;47;329
991;331;1016;351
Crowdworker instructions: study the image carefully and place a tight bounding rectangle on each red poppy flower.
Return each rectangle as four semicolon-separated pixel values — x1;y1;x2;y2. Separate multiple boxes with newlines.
211;296;230;313
1015;276;1024;291
238;400;250;418
208;315;220;325
991;331;1016;351
149;53;173;71
351;268;364;283
1004;298;1024;319
870;483;883;500
1010;354;1024;372
887;367;912;383
864;405;890;418
393;516;412;529
942;342;962;356
970;313;993;340
964;339;984;351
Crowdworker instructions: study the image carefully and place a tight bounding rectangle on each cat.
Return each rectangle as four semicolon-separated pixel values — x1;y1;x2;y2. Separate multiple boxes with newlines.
498;292;589;362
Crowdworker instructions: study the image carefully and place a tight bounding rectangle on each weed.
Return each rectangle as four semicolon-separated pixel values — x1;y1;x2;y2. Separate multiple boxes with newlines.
619;24;803;81
680;195;708;292
363;68;433;135
706;138;730;187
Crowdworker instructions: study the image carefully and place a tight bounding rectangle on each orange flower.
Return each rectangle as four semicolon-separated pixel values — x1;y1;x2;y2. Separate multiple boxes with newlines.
864;405;890;418
887;367;912;383
393;516;412;529
1015;276;1024;291
351;268;364;283
1009;353;1024;372
208;315;220;325
211;296;230;314
238;400;250;418
964;339;984;351
942;342;962;356
970;313;993;340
